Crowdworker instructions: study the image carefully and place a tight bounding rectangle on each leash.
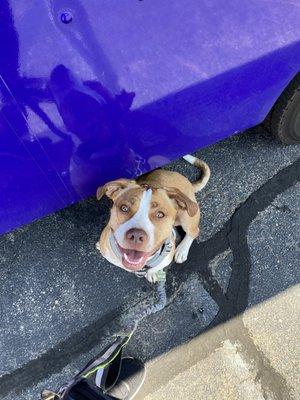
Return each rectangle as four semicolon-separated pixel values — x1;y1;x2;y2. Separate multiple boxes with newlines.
41;335;131;400
109;231;172;333
41;225;173;399
41;271;168;400
119;271;167;335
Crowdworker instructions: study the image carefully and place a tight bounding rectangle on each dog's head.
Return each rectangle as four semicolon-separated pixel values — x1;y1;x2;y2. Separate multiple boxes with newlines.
97;179;197;271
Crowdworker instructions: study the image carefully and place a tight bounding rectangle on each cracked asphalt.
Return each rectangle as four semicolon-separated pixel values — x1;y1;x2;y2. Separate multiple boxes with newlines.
0;126;299;400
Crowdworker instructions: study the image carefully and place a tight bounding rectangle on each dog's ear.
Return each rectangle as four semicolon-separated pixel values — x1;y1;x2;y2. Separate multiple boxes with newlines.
96;179;136;201
166;187;198;217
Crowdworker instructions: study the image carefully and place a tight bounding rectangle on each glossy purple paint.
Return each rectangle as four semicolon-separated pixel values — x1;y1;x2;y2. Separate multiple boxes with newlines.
0;0;300;235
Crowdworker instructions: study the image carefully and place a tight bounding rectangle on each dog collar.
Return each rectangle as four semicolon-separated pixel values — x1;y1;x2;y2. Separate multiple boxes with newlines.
109;230;176;274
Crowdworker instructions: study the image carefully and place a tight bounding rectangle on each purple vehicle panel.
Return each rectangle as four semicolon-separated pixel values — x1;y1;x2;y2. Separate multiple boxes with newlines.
0;0;300;235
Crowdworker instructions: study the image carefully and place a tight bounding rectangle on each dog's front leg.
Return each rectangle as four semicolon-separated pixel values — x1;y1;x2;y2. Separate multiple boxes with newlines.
146;269;160;283
145;247;175;283
174;235;194;263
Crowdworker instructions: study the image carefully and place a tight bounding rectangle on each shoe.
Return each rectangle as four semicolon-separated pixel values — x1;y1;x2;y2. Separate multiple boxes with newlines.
105;357;146;400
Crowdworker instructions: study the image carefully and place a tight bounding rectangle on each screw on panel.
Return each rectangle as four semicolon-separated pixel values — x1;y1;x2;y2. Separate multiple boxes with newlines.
60;11;73;24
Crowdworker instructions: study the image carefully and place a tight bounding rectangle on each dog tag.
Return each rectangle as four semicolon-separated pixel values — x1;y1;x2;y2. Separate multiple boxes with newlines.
155;270;166;282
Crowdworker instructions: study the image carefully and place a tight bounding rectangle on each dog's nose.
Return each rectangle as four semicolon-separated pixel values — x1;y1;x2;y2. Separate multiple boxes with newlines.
125;229;147;245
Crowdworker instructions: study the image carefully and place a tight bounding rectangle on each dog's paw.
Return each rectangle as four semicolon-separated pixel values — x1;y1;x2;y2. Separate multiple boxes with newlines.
174;242;189;263
146;270;158;283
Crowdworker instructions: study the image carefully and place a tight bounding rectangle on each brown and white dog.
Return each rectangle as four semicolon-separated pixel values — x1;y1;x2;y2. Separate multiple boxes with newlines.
96;155;210;283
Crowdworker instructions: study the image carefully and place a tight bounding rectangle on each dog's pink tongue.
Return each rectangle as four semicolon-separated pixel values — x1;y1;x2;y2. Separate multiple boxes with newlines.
122;249;148;271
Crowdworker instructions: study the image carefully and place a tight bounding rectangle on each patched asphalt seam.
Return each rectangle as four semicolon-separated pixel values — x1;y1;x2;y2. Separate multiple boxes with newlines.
169;225;231;311
203;158;299;398
166;158;299;398
0;310;116;397
0;158;299;397
225;157;299;318
0;283;168;398
205;157;299;327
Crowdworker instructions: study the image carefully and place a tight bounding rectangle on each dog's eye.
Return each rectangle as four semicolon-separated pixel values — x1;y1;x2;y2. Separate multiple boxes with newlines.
156;211;165;219
120;204;129;213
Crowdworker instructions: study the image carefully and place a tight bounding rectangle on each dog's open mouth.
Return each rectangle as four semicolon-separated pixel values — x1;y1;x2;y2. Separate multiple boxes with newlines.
118;247;149;271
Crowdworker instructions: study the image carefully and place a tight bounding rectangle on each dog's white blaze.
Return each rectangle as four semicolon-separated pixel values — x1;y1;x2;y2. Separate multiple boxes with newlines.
114;189;154;250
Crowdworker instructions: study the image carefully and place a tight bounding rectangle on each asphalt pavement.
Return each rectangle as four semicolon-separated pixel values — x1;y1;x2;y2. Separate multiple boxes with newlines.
0;126;299;400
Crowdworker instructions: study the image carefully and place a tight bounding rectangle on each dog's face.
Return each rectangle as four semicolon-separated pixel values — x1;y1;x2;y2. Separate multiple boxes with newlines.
97;179;197;271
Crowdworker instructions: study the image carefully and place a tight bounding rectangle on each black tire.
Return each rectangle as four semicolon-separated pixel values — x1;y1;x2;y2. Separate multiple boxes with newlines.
270;73;300;144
